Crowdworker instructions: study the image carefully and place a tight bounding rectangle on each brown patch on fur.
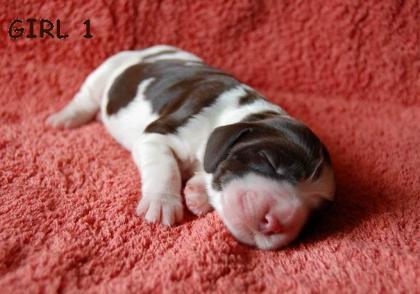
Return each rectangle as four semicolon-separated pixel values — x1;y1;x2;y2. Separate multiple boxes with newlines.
238;91;265;105
243;111;282;121
107;59;240;133
107;64;148;115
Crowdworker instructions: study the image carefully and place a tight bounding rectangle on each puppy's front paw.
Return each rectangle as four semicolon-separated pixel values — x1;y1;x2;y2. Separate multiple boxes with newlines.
184;175;212;216
136;193;184;226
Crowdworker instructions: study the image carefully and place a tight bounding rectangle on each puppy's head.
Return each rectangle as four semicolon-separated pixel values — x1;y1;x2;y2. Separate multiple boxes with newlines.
204;115;335;250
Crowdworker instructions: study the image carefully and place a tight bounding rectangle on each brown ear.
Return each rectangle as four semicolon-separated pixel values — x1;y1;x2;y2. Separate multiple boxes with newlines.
203;123;253;173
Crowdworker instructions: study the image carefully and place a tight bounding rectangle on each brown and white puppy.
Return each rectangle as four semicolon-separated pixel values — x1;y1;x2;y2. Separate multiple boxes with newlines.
48;45;335;250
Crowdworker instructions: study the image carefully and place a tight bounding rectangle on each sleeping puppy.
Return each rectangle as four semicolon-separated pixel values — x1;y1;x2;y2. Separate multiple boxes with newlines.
48;45;335;250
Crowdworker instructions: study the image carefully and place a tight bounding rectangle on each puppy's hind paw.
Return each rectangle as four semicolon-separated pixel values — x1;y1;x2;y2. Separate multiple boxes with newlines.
47;109;93;129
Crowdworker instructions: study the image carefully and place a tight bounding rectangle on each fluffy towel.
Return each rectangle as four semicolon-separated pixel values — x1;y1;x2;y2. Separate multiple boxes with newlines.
1;1;419;292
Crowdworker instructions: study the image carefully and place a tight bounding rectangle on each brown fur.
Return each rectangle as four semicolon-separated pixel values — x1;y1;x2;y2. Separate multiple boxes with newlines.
106;60;242;134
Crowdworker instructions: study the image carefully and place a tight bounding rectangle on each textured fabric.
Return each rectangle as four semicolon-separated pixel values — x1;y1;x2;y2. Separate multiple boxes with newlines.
1;1;419;293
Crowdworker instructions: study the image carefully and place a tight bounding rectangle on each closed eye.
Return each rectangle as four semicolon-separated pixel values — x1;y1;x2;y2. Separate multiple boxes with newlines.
259;151;285;176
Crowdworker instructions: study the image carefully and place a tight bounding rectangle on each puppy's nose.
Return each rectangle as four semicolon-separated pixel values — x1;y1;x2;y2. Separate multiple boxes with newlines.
258;213;284;235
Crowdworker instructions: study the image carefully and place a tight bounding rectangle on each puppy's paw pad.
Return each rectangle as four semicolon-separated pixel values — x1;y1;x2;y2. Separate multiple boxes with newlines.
184;182;212;216
47;105;93;129
47;112;82;128
184;182;206;194
46;112;66;128
136;194;184;226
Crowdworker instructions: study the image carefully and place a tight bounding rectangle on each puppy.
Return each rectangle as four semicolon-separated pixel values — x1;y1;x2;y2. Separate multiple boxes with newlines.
48;45;335;250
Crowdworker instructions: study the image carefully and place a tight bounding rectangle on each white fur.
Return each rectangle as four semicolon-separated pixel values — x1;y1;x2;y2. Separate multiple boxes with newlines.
102;78;157;149
132;133;184;225
207;170;334;250
47;45;335;249
143;50;202;63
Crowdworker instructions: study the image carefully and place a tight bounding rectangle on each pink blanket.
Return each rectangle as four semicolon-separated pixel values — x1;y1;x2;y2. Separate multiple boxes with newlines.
1;1;419;292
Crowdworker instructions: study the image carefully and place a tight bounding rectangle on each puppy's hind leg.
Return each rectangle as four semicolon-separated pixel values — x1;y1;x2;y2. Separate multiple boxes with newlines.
47;51;137;128
47;71;103;129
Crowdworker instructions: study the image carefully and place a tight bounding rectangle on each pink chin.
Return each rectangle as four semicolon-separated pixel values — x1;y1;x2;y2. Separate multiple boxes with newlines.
217;174;310;250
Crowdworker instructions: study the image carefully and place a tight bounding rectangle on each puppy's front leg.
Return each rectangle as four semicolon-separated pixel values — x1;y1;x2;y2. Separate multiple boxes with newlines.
132;133;184;226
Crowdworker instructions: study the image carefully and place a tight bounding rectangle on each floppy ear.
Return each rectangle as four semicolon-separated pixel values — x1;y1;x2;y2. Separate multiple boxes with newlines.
203;123;253;173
